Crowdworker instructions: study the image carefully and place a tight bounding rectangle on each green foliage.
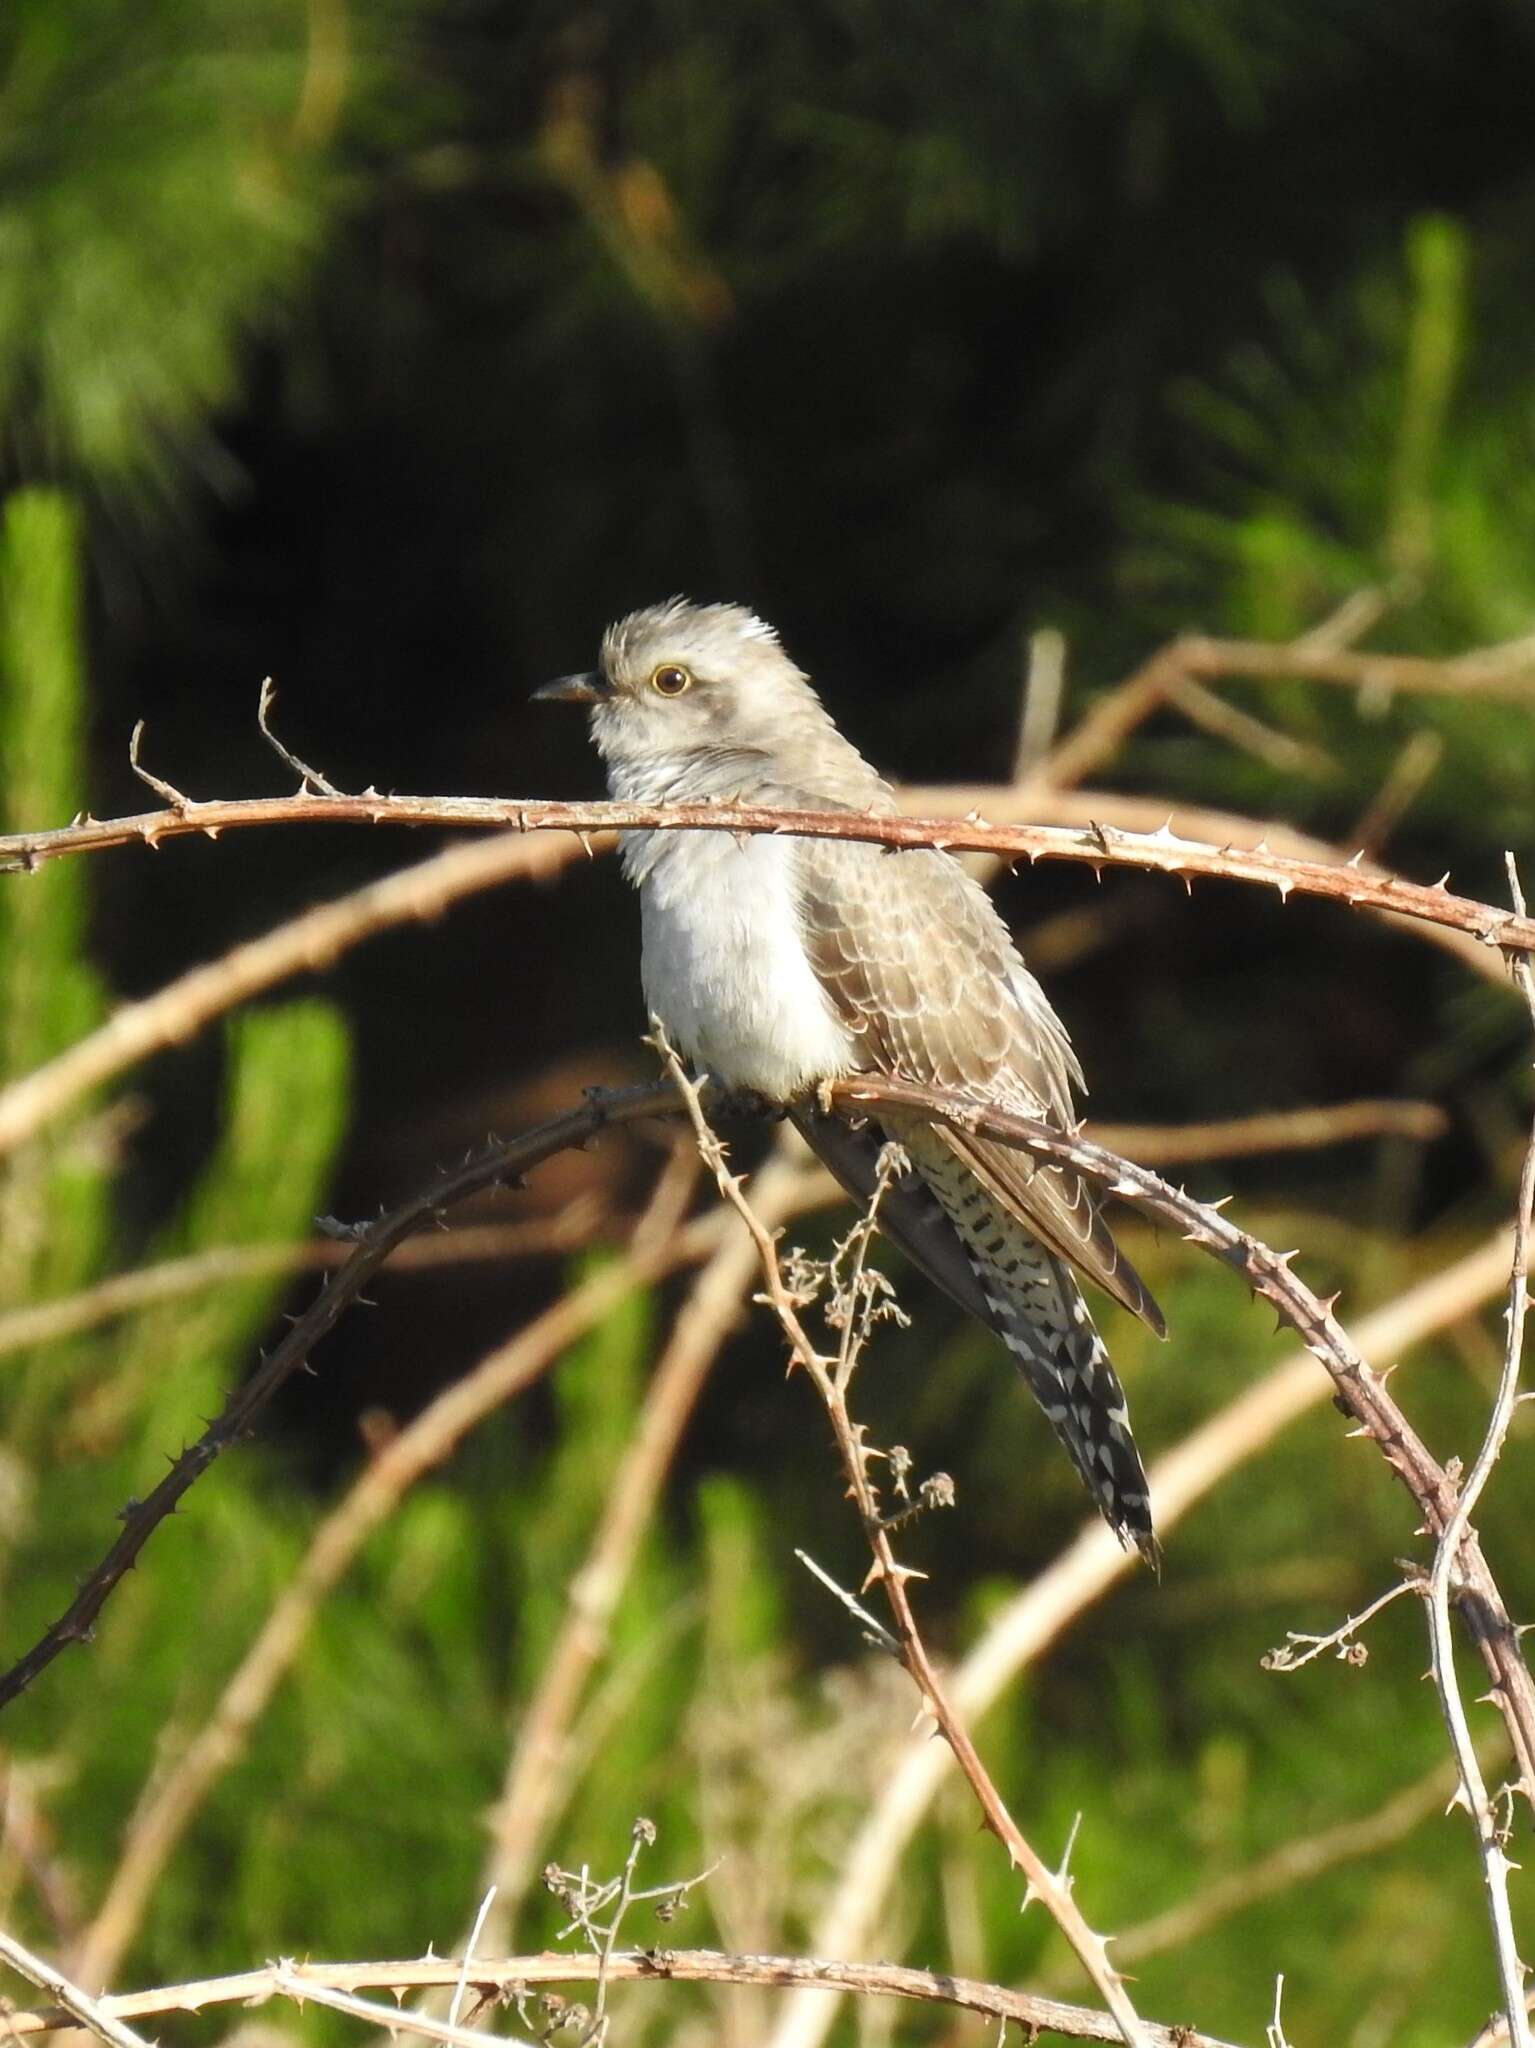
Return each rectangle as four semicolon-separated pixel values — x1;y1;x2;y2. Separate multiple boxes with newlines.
2;11;1534;2046
0;0;413;504
0;484;352;1968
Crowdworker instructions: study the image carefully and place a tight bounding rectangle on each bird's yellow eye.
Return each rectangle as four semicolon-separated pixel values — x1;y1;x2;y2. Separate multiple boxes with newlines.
650;664;692;697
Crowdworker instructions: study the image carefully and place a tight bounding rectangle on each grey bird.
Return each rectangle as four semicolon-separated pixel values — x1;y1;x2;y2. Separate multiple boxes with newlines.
537;598;1165;1564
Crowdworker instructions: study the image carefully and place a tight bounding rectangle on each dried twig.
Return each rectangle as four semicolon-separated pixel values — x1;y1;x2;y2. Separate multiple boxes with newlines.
0;1947;1247;2048
794;1550;901;1657
1260;1577;1421;1673
2;797;1529;964
1161;671;1336;778
1469;1992;1535;2048
766;1225;1522;2048
1422;861;1535;2048
0;1209;605;1358
1013;625;1067;777
0;826;589;1159
1094;1097;1447;1164
540;1821;717;2045
470;1150;811;1948
826;1072;1535;1813
269;1965;536;2048
658;1034;1157;2048
0;1763;82;1945
0;771;1479;1178
0;1094;1444;1363
73;1163;830;1990
0;1930;151;2048
257;678;345;797
449;1889;498;2029
1169;627;1535;700
909;782;1512;988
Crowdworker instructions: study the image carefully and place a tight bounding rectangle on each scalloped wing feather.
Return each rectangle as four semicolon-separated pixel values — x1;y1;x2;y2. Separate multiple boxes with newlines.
795;832;1165;1336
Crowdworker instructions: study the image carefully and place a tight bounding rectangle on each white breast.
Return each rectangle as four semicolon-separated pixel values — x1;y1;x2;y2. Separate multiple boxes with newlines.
628;829;856;1100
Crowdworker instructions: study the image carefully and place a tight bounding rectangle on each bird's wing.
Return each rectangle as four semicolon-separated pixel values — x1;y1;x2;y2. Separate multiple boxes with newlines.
795;834;1165;1336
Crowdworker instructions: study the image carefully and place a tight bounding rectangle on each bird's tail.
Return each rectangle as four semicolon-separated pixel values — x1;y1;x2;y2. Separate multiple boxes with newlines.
996;1251;1159;1571
796;1107;1158;1566
913;1136;1158;1564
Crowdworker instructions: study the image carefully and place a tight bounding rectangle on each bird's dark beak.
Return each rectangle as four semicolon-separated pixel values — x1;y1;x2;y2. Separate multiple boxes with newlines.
532;670;608;705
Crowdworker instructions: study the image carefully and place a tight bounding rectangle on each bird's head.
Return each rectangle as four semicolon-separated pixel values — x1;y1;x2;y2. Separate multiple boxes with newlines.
534;597;829;787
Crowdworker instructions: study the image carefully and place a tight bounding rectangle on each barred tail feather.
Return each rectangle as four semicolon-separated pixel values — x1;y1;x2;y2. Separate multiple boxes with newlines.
992;1255;1159;1570
906;1129;1158;1565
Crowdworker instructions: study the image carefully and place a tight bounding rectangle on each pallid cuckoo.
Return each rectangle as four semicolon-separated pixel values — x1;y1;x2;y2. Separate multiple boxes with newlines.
537;598;1165;1564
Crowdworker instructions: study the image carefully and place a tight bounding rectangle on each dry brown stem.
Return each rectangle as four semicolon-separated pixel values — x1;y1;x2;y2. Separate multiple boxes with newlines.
0;1209;605;1358
913;781;1509;987
1422;886;1535;2046
0;1093;1441;1368
1469;1992;1535;2048
0;827;588;1159
0;1761;83;1947
0;783;1485;1180
3;796;1528;962
1160;671;1338;777
0;1947;1247;2048
769;1230;1517;2048
1170;628;1535;700
69;1175;820;1989
827;1073;1535;1813
473;1148;809;1947
0;1931;150;2048
659;1042;1157;2048
1094;1097;1446;1163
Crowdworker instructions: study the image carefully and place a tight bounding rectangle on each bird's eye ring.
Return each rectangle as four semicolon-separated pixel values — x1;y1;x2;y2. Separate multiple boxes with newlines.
650;664;692;697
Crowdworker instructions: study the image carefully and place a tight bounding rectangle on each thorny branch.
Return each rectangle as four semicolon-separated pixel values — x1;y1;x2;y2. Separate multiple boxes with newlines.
0;1946;1250;2048
7;1045;1530;2036
266;1967;536;2048
5;642;1531;2032
825;1071;1535;1824
66;1165;814;1992
0;1080;682;1713
767;1232;1519;2048
656;1030;1160;2048
4;790;1533;960
1421;861;1535;2048
0;1930;152;2048
9;1063;1531;2025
